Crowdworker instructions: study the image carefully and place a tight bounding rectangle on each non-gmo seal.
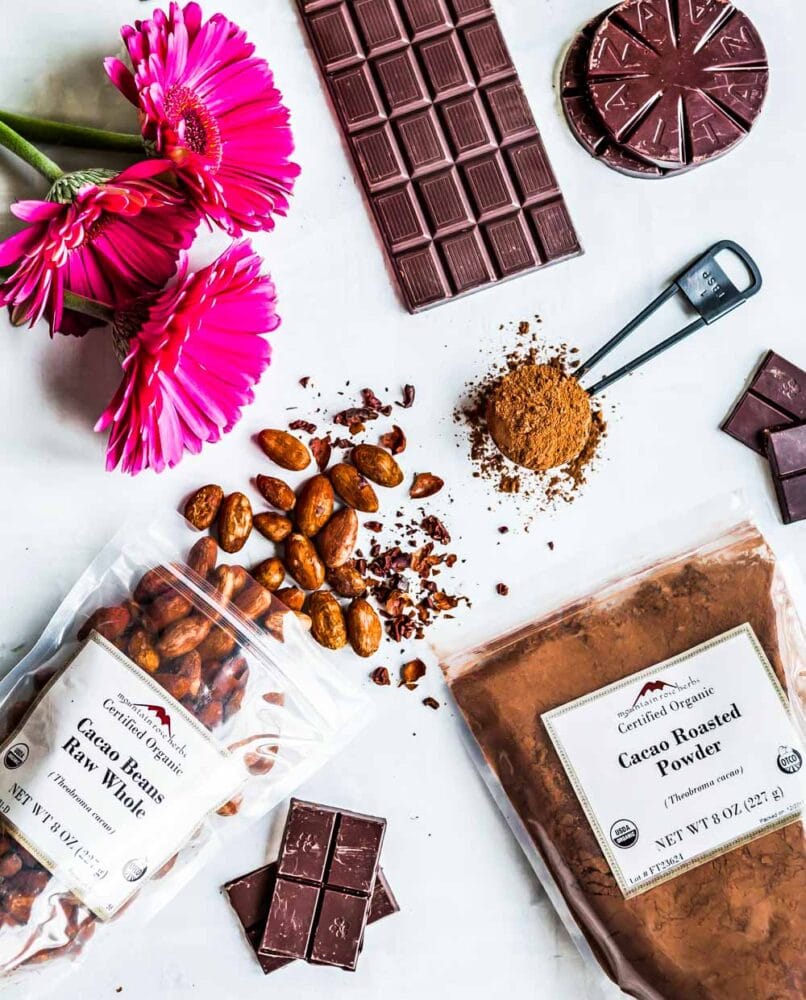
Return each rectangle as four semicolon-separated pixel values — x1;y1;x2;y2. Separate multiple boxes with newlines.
777;745;803;775
3;742;29;770
610;819;639;849
122;859;148;883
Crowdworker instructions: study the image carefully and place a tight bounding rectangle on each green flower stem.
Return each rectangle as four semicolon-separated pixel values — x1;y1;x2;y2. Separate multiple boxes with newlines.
0;120;63;182
62;291;115;324
0;110;142;154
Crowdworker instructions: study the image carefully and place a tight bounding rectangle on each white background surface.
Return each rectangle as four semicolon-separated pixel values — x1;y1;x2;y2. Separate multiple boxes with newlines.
0;1;803;998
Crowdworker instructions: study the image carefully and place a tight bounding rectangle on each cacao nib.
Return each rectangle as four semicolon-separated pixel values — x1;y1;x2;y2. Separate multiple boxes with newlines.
421;516;451;544
310;435;332;471
422;697;440;710
399;659;426;689
289;419;317;434
371;667;391;686
334;407;378;428
361;388;384;411
379;425;406;455
397;385;415;408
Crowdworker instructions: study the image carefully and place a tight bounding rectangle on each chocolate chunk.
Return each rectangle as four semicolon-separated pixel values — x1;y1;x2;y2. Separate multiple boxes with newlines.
327;812;387;894
766;423;806;524
223;863;399;976
277;800;337;882
309;889;370;970
722;351;806;453
260;878;319;959
258;799;387;971
295;0;581;311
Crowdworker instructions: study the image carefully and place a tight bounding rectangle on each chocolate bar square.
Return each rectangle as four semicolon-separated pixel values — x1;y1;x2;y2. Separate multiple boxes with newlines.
261;878;320;959
722;351;806;453
765;423;806;524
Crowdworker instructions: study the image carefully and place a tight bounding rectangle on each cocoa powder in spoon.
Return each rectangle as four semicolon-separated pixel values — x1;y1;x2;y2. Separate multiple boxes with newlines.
486;363;592;471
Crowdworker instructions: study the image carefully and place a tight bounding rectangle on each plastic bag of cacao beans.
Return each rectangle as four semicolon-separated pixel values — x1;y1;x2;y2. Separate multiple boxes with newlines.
441;495;806;1000
0;516;369;981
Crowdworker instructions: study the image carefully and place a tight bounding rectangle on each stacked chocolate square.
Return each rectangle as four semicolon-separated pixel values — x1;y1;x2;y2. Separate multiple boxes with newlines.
723;352;806;524
224;799;397;975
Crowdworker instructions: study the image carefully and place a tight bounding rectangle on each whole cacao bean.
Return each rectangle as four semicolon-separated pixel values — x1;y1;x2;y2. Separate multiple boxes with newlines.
218;492;253;553
275;586;305;611
258;429;311;471
309;592;348;650
328;463;379;512
284;534;326;590
184;484;224;530
256;474;296;512
317;508;358;569
254;512;293;543
187;536;218;578
351;444;404;488
346;598;382;657
252;558;285;592
327;563;368;598
295;475;335;536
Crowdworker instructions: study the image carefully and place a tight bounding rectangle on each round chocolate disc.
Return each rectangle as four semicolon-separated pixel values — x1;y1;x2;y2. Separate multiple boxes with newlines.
560;12;686;179
587;0;769;170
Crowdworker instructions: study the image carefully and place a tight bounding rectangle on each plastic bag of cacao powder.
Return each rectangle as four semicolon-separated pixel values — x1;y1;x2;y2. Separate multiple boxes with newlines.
0;516;369;982
441;498;806;1000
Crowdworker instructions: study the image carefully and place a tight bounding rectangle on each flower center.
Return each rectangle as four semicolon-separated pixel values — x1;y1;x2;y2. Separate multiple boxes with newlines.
164;85;222;166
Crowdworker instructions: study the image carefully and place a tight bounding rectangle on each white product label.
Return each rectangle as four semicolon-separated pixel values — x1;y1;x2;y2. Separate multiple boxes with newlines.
0;634;242;918
542;624;804;898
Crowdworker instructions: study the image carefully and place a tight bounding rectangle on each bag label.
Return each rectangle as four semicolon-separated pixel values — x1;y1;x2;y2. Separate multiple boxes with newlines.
542;624;803;898
0;633;241;918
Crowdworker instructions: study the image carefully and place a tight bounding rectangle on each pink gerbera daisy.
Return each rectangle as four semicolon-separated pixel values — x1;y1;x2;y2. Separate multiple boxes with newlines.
0;161;197;336
96;240;279;475
106;2;300;236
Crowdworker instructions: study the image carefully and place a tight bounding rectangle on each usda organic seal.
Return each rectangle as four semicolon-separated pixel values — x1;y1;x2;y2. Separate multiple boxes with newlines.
122;859;148;882
610;819;639;849
4;742;29;770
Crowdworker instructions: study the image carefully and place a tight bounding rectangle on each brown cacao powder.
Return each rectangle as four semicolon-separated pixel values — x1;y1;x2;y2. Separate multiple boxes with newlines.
454;321;607;514
486;363;592;471
447;526;805;1000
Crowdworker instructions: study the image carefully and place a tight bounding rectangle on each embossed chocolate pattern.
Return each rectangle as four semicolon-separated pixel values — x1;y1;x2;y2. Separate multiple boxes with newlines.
297;0;581;311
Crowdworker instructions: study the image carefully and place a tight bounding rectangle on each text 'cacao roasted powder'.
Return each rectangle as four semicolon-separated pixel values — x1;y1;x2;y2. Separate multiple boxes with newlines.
446;525;805;1000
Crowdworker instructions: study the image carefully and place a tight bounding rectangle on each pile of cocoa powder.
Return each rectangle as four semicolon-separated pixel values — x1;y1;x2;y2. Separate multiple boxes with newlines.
454;320;608;513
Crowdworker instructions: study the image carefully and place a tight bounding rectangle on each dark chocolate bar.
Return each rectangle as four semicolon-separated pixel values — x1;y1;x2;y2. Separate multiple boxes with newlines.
765;423;806;525
223;862;399;976
258;799;386;971
296;0;581;311
722;351;806;454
